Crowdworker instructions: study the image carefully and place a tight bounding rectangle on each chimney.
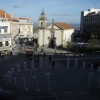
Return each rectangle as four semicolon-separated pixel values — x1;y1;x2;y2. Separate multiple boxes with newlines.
5;11;6;19
52;18;54;24
16;16;19;20
11;13;13;18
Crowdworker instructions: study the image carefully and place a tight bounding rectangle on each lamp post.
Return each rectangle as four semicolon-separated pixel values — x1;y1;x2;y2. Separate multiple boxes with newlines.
54;43;56;54
33;37;34;56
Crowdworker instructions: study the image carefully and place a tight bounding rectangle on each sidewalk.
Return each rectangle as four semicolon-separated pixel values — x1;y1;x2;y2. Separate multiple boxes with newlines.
53;55;100;60
0;55;10;62
0;52;100;100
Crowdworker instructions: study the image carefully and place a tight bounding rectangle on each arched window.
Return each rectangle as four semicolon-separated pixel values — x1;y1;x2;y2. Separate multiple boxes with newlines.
41;22;43;26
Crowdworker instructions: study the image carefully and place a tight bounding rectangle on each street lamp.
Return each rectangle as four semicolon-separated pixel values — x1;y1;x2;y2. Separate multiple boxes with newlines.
54;43;56;54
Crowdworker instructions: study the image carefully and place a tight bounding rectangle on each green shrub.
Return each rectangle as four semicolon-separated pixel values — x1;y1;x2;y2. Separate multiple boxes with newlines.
41;48;44;53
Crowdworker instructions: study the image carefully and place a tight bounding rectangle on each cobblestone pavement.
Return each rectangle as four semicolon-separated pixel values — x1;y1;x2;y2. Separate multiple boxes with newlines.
0;54;100;100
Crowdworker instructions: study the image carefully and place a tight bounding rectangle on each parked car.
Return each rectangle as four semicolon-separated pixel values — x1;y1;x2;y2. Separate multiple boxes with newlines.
0;88;14;100
91;61;100;69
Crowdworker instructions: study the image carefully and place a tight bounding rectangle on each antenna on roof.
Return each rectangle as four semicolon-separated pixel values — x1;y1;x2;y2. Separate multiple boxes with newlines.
52;18;54;23
94;0;96;8
62;24;64;29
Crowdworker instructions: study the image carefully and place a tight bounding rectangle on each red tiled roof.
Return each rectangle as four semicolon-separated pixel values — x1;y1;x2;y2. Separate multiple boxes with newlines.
54;22;74;29
0;9;19;22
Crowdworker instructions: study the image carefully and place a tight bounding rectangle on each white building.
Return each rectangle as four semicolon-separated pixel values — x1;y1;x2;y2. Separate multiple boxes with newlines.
38;10;74;47
18;18;33;41
0;9;19;53
33;30;38;39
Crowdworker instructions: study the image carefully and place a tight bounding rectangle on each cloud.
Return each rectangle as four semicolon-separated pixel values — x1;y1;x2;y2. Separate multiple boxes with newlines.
64;2;68;4
22;0;26;4
58;1;68;5
13;5;22;8
54;13;71;16
54;13;61;16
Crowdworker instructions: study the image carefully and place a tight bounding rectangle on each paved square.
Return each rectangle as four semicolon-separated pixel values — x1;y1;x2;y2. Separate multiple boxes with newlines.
0;55;100;100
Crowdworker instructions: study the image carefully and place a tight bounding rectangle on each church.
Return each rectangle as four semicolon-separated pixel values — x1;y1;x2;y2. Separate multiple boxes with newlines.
37;10;75;47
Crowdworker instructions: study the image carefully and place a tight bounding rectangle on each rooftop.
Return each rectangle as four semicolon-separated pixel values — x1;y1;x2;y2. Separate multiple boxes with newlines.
54;22;74;29
0;9;19;22
18;18;30;21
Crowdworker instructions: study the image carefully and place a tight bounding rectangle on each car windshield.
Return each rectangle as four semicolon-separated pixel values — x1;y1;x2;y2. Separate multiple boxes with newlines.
0;88;4;94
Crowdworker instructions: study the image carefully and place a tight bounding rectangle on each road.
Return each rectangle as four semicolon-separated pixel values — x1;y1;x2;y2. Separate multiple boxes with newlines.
0;42;99;74
0;43;99;77
0;44;30;77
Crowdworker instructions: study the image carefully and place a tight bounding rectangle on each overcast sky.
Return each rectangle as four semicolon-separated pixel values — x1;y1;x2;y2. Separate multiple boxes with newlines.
0;0;100;24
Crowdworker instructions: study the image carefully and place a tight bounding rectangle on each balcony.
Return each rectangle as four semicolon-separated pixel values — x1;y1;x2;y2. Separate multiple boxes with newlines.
0;46;11;51
53;37;56;40
47;37;56;40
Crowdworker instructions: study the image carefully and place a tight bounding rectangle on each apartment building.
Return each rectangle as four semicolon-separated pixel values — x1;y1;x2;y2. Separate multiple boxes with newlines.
80;8;100;41
18;18;33;41
0;9;19;54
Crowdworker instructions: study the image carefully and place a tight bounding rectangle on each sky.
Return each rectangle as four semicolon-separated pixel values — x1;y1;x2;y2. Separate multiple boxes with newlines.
0;0;100;25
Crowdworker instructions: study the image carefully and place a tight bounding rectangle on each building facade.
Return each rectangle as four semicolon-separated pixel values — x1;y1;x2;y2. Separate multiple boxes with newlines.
38;10;74;47
18;18;33;41
80;8;100;41
0;9;19;53
33;30;38;39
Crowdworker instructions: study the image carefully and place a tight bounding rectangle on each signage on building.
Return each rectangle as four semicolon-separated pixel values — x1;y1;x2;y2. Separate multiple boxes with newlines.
0;26;8;29
0;36;11;38
4;36;11;38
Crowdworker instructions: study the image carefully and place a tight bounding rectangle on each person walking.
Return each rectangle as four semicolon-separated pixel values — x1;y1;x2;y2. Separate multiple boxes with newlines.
10;51;12;56
52;60;55;69
49;56;51;63
36;48;37;52
0;52;1;58
23;46;24;50
43;52;46;58
1;53;4;60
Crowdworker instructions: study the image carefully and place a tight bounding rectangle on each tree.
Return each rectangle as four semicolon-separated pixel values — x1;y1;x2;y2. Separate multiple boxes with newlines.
87;33;100;55
66;41;74;52
41;48;44;53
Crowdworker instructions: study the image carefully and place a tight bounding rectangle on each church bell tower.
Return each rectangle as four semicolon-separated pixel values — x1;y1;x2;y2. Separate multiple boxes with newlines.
38;9;47;29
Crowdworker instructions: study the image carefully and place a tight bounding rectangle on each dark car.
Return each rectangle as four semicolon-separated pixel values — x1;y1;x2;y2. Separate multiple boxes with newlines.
91;61;100;69
0;88;14;100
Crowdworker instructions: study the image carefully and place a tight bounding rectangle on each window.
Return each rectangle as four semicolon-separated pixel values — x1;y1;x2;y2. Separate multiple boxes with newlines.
4;28;7;33
0;42;2;47
5;41;9;46
41;22;43;26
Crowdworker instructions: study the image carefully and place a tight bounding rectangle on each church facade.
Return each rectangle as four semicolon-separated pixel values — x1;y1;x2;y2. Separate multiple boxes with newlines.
38;10;75;47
